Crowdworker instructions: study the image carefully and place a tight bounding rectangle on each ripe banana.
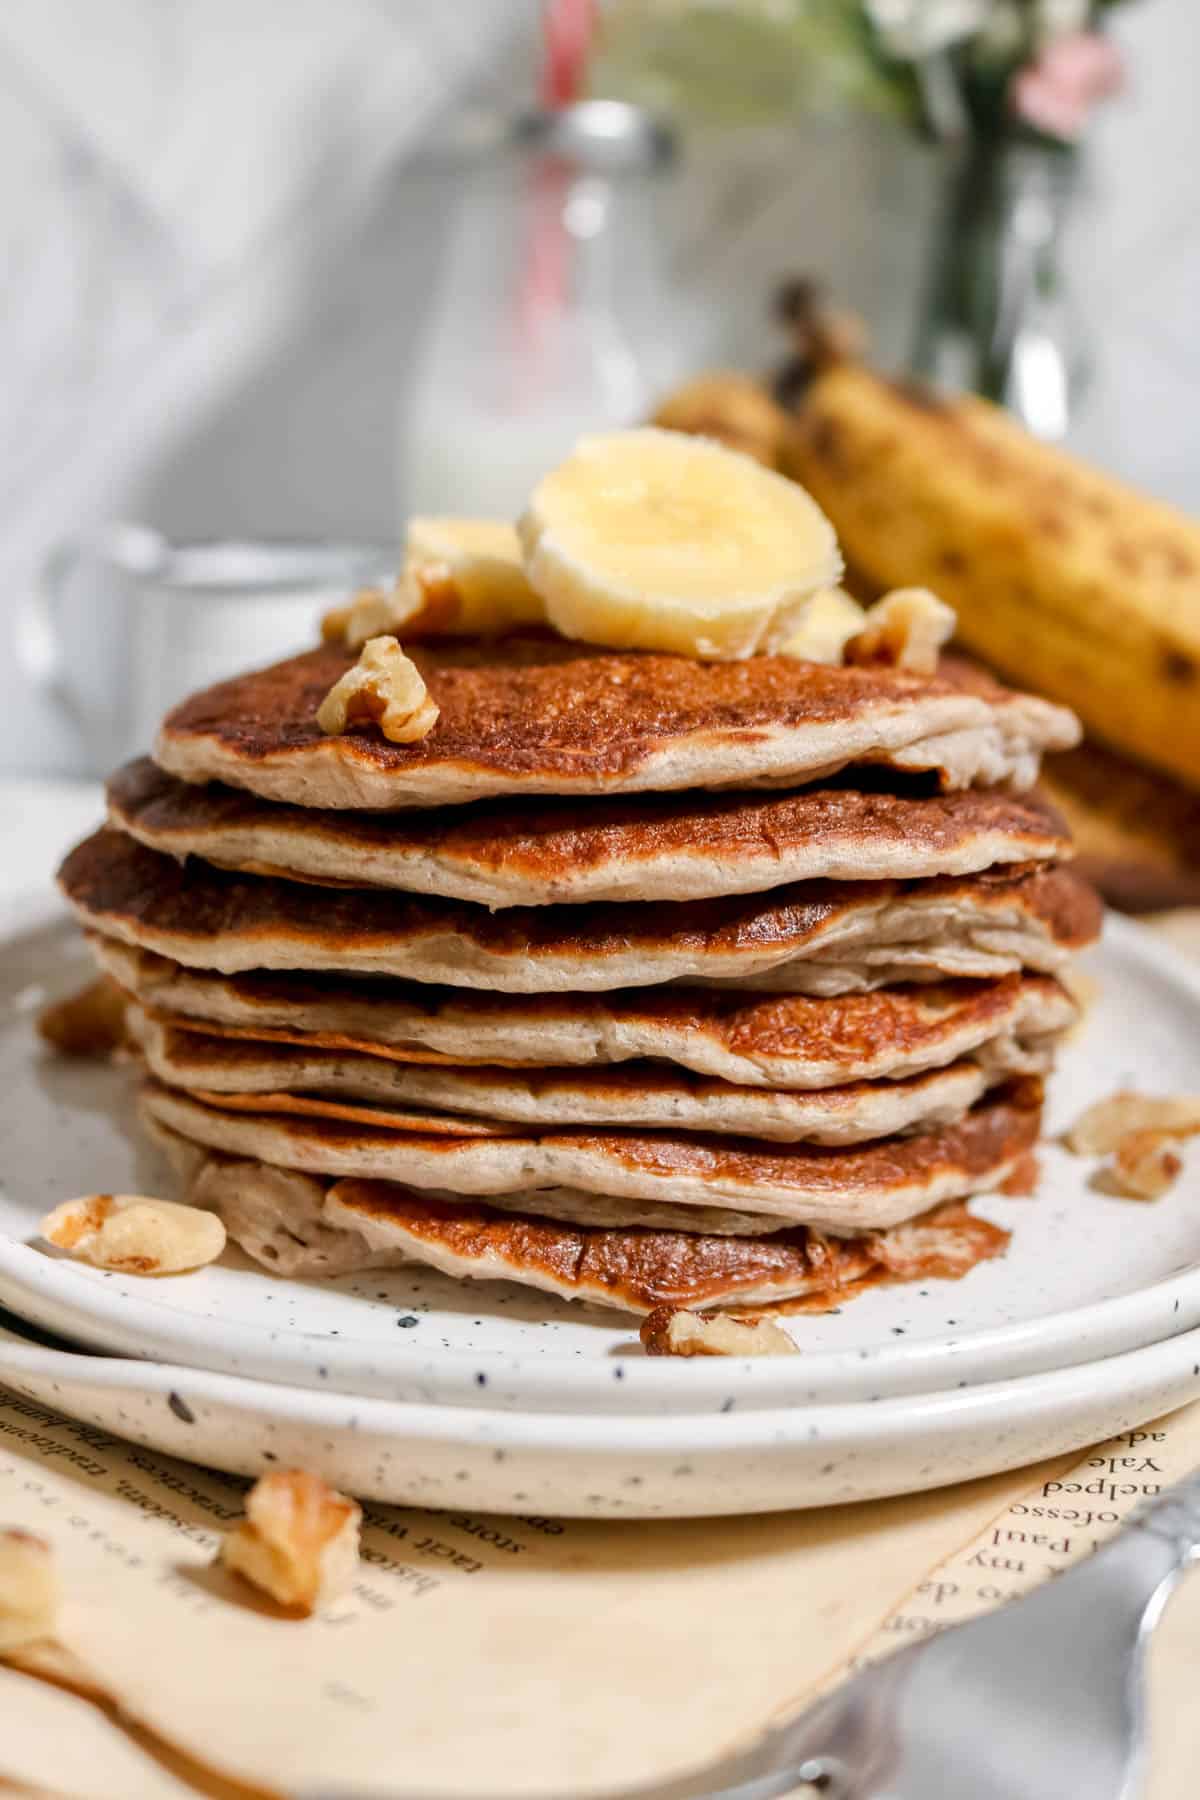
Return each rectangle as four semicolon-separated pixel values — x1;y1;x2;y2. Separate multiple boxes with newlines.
323;520;544;648
402;518;544;633
785;362;1200;790
779;587;865;663
519;428;843;659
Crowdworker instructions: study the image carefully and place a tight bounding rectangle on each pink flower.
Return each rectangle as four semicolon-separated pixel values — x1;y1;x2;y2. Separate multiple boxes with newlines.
1010;30;1125;141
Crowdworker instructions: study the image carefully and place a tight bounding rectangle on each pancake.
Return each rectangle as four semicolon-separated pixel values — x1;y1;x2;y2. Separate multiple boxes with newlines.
138;1077;1042;1234
132;1007;1054;1145
154;638;1080;810
108;758;1070;908
97;941;1078;1089
148;1120;1010;1310
63;829;1101;995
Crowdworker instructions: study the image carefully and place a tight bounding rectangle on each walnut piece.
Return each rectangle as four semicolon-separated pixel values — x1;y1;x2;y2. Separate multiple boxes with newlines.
640;1307;798;1358
1065;1091;1200;1156
220;1470;361;1613
36;976;128;1057
316;635;439;744
846;587;956;676
40;1194;226;1275
780;587;866;665
1107;1131;1183;1200
320;586;397;649
0;1530;59;1655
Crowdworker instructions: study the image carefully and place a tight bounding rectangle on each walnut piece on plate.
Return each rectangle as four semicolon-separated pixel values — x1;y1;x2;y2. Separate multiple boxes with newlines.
36;976;128;1057
0;1530;59;1655
316;635;439;744
1108;1131;1183;1200
1066;1089;1200;1201
1065;1091;1200;1156
220;1470;361;1614
640;1307;798;1358
40;1194;226;1275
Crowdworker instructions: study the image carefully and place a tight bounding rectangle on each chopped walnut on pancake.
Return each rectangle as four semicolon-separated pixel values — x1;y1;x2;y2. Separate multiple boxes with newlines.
316;636;439;744
846;589;956;676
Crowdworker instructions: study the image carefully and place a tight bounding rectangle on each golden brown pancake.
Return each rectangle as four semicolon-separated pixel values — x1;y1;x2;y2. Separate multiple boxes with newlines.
153;637;1080;809
131;1006;1056;1145
62;828;1101;994
138;1077;1042;1234
96;939;1077;1089
108;757;1071;907
147;1117;1010;1310
321;1189;1010;1314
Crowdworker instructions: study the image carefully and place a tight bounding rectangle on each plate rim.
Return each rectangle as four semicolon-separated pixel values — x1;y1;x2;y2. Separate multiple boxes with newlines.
4;894;1200;1413
4;1308;1200;1450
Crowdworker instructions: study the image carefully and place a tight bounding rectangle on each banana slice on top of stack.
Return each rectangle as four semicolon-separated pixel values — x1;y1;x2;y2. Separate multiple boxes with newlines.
327;428;859;662
519;428;843;659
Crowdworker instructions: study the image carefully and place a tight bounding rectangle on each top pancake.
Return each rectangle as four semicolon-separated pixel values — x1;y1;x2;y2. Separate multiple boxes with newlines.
154;637;1080;810
109;758;1071;908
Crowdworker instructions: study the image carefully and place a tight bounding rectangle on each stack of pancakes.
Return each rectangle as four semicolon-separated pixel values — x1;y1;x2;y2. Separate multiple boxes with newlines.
58;634;1100;1318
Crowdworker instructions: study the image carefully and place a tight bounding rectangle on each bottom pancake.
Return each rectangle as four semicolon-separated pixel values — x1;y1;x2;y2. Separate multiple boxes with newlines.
148;1116;1010;1314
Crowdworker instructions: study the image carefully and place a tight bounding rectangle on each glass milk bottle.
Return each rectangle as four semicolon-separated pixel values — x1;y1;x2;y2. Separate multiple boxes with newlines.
400;101;678;521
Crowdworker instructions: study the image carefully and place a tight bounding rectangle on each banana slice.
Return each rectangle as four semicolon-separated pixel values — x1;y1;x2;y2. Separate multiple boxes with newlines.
780;587;866;664
403;518;544;634
519;428;843;659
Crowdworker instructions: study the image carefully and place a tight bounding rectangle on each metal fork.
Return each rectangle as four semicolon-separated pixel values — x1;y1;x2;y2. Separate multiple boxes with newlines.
340;1466;1200;1800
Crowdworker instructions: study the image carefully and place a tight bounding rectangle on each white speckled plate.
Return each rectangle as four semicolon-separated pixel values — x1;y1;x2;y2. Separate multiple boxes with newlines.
1;900;1199;1416
3;1308;1200;1516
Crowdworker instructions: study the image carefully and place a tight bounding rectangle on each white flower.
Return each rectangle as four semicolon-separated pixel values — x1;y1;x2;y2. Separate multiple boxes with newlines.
866;0;993;59
1034;0;1093;46
976;1;1028;60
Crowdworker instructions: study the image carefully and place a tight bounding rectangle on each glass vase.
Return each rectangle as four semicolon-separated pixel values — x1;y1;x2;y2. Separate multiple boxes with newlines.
912;136;1087;439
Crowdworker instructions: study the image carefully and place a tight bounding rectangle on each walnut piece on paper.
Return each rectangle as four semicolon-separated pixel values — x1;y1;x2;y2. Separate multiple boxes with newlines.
316;635;439;744
845;587;956;676
1065;1091;1200;1156
39;1194;226;1275
0;1530;59;1656
640;1307;798;1358
220;1470;361;1614
36;976;128;1057
1108;1131;1183;1200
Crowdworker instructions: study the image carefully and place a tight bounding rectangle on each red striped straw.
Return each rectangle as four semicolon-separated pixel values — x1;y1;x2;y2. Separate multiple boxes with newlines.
513;0;598;382
540;0;597;107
